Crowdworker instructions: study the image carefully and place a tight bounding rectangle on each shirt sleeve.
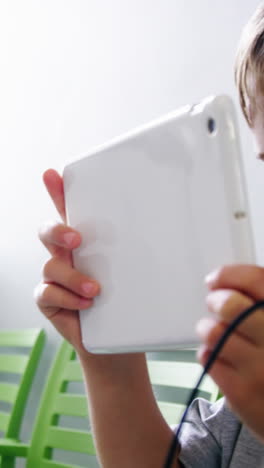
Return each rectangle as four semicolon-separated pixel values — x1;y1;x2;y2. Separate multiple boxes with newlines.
177;397;241;468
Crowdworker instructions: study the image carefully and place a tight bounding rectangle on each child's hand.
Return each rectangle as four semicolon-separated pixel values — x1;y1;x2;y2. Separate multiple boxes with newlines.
34;169;100;355
196;264;264;442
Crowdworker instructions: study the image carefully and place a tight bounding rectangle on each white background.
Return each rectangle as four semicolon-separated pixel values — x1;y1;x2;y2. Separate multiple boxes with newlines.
0;0;262;452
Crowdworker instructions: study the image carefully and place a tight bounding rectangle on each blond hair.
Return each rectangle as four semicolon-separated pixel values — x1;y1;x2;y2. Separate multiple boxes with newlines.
235;3;264;125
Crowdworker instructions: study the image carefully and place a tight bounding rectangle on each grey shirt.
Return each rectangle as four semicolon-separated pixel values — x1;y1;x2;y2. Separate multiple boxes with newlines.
178;397;264;467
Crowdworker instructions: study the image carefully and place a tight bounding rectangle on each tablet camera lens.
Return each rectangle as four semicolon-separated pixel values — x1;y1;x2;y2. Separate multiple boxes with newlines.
207;118;216;134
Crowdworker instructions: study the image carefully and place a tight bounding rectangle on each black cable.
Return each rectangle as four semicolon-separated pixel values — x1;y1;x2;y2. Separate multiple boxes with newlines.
163;300;264;468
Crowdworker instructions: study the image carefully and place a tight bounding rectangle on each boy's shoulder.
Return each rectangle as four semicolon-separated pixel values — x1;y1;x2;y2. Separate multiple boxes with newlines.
178;397;264;467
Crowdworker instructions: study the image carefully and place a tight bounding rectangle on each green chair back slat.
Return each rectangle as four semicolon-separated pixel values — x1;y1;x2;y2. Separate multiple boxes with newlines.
0;355;28;375
0;439;28;457
147;360;218;401
46;427;95;454
157;402;185;426
0;412;10;433
0;329;44;348
0;384;18;404
39;460;84;468
62;361;83;381
54;394;88;417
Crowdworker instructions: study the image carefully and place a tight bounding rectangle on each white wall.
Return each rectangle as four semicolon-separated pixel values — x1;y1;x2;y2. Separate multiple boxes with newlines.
0;0;262;447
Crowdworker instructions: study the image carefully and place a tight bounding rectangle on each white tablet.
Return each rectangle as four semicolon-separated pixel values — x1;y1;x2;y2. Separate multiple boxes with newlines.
63;95;255;354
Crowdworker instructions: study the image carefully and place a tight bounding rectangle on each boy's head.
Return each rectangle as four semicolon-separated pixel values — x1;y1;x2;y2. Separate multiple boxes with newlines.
235;3;264;155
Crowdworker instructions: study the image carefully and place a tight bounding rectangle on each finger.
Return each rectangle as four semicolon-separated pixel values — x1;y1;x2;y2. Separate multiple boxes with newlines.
42;257;100;299
206;289;264;346
34;282;94;319
196;316;257;371
38;221;81;261
197;344;246;408
43;169;66;222
205;264;264;302
198;345;264;441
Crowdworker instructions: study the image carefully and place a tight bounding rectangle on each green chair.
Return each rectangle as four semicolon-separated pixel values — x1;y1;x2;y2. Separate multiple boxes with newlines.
147;350;220;426
1;339;98;468
26;340;97;468
1;342;219;467
0;328;46;468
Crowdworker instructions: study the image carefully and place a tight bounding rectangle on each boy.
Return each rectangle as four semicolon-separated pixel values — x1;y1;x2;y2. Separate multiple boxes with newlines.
35;3;264;466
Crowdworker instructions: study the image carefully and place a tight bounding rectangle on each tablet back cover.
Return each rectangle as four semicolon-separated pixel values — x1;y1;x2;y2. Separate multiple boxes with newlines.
63;95;254;353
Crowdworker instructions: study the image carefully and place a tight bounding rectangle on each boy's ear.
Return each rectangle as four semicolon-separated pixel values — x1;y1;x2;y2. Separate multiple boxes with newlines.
244;95;253;127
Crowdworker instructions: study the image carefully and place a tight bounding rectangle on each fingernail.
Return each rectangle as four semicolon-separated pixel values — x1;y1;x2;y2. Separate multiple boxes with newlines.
82;282;97;296
63;232;76;247
205;270;217;286
195;318;212;338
